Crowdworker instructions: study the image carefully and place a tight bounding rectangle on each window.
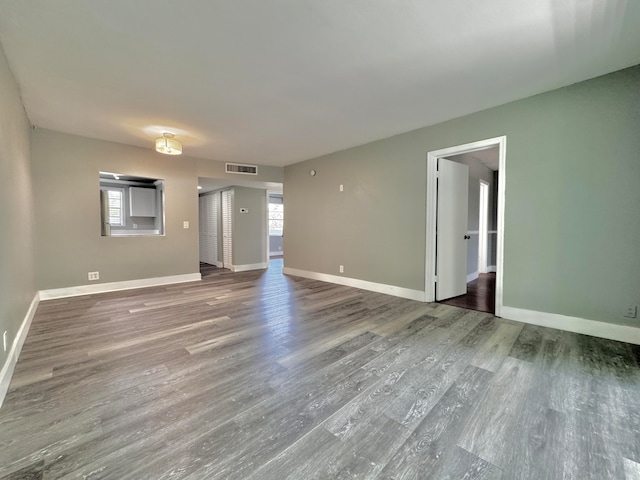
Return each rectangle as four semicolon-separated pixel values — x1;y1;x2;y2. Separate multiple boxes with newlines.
102;188;125;226
268;203;283;236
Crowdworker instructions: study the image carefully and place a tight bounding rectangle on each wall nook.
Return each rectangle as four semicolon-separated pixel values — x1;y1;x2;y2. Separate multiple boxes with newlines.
99;172;165;236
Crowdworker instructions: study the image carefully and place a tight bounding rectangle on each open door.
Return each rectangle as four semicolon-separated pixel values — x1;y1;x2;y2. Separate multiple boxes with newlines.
426;136;505;315
199;193;219;266
436;158;469;300
221;189;233;269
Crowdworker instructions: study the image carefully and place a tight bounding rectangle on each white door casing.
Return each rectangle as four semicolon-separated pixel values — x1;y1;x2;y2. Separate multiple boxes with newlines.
436;158;469;300
425;135;506;317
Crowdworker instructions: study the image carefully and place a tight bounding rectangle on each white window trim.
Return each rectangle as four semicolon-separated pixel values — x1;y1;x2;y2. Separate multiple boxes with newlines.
268;202;284;237
101;186;125;227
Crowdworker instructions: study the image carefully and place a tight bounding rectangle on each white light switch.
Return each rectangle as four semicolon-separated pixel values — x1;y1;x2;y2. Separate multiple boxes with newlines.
183;221;189;229
339;184;344;192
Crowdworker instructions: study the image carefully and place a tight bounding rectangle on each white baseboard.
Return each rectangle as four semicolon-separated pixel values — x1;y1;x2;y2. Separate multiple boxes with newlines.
0;293;40;408
468;268;497;282
283;267;426;302
500;306;640;345
201;261;223;268
39;273;202;300
230;262;268;272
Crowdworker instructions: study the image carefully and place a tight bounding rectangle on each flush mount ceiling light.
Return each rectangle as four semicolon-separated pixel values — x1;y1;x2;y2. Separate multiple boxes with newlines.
155;132;182;155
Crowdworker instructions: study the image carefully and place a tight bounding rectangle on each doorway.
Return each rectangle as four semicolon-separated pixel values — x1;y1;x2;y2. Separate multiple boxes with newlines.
425;136;506;317
199;191;220;268
268;192;284;259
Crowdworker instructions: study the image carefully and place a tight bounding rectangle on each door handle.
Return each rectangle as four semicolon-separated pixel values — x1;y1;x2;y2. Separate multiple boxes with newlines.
464;235;471;240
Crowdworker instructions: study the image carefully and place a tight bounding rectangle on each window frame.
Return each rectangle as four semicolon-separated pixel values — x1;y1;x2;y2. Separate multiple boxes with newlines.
268;202;284;237
101;186;126;227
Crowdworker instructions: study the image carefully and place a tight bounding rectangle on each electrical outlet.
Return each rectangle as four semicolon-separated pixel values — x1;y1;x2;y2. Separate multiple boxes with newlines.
624;304;638;319
183;221;190;229
3;331;7;352
88;271;99;281
339;265;344;273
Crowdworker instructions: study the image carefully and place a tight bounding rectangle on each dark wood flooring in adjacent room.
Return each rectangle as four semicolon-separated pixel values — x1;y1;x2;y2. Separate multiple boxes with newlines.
1;260;640;479
199;261;219;278
440;272;496;314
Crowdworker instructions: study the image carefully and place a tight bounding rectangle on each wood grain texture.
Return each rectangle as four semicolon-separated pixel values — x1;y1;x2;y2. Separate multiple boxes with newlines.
439;272;496;314
1;259;639;479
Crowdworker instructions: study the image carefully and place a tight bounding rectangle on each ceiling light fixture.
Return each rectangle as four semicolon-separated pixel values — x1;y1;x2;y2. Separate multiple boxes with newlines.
155;132;182;155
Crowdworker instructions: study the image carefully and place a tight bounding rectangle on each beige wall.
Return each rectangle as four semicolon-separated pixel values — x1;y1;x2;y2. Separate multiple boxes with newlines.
31;130;283;290
284;65;640;327
31;129;201;289
0;44;36;370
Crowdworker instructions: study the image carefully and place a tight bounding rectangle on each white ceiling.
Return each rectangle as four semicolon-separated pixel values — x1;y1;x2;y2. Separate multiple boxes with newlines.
462;146;500;171
0;1;639;167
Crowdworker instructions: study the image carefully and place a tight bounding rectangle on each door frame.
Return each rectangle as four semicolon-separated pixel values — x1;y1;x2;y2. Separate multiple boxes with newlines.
425;135;506;316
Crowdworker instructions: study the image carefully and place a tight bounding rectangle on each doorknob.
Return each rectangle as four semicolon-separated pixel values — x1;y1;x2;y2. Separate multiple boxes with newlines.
464;235;471;240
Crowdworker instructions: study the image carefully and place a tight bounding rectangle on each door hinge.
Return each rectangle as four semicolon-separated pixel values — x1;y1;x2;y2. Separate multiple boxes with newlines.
434;275;438;282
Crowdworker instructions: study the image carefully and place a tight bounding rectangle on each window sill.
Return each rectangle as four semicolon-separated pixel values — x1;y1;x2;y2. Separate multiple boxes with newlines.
108;230;162;237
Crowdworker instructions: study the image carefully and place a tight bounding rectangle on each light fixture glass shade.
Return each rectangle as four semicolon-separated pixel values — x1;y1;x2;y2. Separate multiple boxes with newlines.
155;133;182;155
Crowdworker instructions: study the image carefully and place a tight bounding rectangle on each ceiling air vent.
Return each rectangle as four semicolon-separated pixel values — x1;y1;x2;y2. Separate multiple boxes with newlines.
226;163;258;175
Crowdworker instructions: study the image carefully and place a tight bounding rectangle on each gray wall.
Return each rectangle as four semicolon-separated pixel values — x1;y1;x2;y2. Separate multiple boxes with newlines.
270;236;283;254
31;129;201;289
284;65;640;327
0;44;36;369
232;187;267;266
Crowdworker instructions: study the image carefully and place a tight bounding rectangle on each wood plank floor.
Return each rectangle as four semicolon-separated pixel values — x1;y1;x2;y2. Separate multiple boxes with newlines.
439;273;496;314
1;259;640;479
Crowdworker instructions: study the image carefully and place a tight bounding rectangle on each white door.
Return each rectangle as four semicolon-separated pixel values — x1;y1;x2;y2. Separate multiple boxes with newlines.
199;193;219;265
210;193;219;265
436;158;469;300
222;189;233;268
199;196;206;263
